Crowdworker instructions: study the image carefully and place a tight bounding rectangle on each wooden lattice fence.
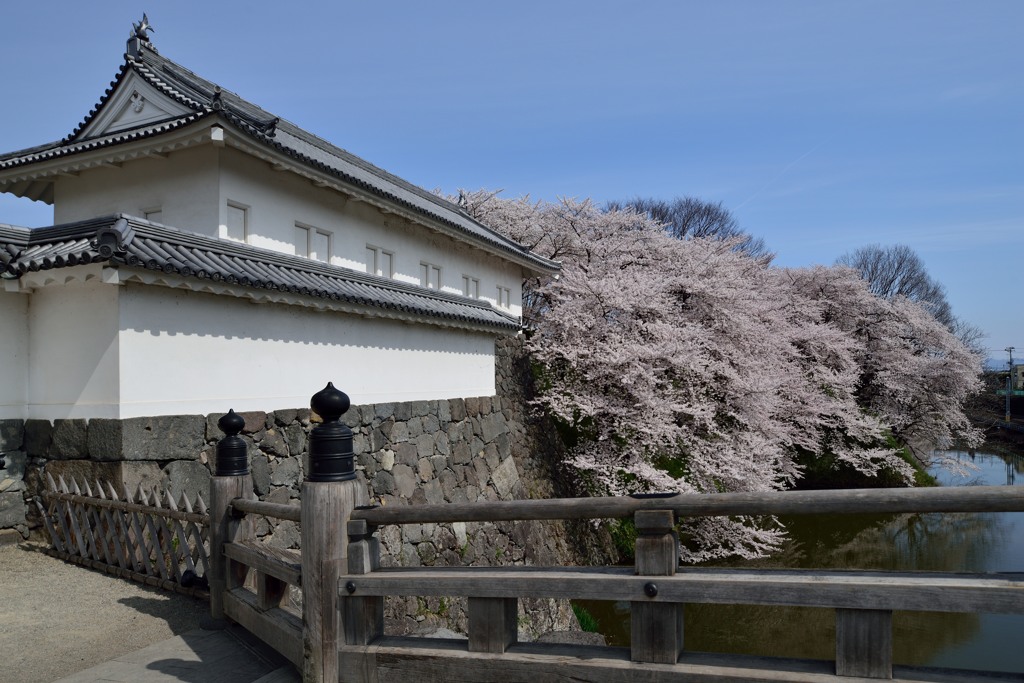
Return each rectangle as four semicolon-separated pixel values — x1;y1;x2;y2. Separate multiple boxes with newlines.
35;473;211;599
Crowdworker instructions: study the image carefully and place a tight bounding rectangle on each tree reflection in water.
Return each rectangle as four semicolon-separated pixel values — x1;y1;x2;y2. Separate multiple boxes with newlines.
576;451;1023;671
684;509;1007;664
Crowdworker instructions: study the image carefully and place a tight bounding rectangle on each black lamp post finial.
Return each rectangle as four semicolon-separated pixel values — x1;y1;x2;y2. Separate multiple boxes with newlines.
307;383;355;482
215;409;249;476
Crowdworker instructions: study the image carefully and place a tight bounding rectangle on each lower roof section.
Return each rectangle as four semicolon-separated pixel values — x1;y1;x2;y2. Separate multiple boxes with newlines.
0;214;521;334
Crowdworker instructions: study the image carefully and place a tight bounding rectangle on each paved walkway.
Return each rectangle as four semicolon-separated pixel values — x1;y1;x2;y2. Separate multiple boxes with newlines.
52;626;299;683
0;543;298;683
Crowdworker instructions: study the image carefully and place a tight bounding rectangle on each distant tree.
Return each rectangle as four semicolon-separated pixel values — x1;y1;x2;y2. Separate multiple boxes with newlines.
835;244;953;327
949;317;987;355
607;196;771;261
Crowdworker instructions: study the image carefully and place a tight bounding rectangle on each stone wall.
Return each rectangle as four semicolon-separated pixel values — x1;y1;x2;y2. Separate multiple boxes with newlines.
0;421;28;544
7;338;592;637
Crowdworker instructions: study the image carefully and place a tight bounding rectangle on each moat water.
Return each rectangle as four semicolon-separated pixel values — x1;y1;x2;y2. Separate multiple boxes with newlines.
577;449;1024;673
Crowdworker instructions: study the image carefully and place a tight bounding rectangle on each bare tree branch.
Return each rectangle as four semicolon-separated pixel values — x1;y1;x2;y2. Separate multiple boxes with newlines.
607;196;772;261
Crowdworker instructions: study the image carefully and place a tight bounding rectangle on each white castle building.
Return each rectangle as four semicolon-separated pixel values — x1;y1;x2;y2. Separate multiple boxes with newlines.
0;22;557;421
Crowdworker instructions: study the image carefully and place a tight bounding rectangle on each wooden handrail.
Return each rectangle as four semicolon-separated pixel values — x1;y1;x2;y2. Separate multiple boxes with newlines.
339;566;1024;614
224;539;302;586
41;489;209;524
350;485;1024;525
229;497;302;522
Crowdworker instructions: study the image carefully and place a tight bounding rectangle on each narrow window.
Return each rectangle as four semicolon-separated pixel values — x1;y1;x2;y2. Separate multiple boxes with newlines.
226;202;248;242
497;285;511;308
143;207;162;223
462;275;480;298
295;223;331;262
295;225;309;257
310;229;330;263
366;245;394;277
420;262;442;289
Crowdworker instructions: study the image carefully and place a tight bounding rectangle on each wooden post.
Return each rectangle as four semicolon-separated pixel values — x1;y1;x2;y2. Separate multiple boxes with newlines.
257;571;290;611
468;597;518;653
209;409;254;623
343;518;384;645
836;608;893;678
302;383;365;683
631;508;683;664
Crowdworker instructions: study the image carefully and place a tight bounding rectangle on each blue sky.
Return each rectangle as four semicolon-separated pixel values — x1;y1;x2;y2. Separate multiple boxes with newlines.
1;1;1021;359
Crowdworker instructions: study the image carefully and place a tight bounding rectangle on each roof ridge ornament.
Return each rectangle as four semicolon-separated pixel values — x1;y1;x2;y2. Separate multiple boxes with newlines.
92;217;136;259
127;13;156;58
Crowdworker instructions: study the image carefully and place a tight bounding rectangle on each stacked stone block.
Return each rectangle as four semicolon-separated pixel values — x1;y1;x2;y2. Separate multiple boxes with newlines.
0;420;28;543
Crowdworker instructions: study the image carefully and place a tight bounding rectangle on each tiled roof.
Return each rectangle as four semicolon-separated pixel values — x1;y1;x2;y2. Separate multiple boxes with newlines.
0;36;559;276
0;112;210;167
1;215;521;333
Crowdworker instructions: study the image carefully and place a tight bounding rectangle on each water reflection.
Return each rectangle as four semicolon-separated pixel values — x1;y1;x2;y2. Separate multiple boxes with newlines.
576;450;1024;673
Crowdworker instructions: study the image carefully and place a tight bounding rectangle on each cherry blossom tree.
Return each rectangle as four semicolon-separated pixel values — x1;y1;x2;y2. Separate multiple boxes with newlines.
788;266;983;456
463;191;983;560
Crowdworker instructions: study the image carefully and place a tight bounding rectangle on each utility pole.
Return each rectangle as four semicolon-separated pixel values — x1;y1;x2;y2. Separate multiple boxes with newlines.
1007;347;1015;423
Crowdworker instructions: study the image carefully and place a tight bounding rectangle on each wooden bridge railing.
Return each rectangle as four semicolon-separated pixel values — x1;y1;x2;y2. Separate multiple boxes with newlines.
206;387;1024;683
339;486;1024;682
208;387;369;683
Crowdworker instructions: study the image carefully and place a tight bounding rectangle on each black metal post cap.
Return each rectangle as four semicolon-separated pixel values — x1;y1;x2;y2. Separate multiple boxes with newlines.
218;409;245;437
215;409;250;477
310;382;350;422
307;383;356;483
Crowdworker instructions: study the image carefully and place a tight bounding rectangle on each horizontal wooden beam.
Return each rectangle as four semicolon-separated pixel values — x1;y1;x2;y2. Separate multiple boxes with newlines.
339;567;1024;614
337;637;1022;683
223;588;303;667
42;490;208;524
230;497;302;522
42;547;209;599
350;485;1024;525
224;539;302;586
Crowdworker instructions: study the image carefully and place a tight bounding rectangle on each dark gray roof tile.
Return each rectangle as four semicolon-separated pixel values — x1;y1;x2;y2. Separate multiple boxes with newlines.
2;215;519;333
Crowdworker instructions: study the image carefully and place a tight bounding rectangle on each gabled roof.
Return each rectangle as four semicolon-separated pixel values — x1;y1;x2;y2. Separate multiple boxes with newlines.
1;215;521;333
0;29;559;276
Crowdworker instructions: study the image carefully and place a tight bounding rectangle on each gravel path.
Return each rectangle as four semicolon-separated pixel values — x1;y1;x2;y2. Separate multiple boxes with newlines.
0;542;208;683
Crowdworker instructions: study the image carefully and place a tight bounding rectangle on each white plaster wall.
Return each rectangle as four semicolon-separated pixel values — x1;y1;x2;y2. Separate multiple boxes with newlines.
25;278;120;420
53;147;221;233
48;139;524;323
338;200;523;316
218;148;523;316
219;147;348;257
48;143;523;316
0;290;28;419
116;283;496;418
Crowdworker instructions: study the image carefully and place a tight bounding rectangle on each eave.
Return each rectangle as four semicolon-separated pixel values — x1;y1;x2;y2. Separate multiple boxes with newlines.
0;115;217;204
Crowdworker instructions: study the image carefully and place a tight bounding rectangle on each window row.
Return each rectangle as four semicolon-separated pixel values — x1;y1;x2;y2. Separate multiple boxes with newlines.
423;262;508;307
217;201;514;308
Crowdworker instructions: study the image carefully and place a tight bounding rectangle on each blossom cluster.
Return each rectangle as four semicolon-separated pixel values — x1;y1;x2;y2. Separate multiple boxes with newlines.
464;193;983;560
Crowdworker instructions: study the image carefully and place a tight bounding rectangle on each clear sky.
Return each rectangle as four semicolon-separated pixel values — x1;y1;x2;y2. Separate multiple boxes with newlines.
1;1;1021;360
